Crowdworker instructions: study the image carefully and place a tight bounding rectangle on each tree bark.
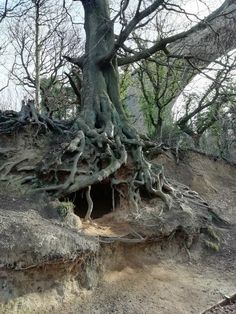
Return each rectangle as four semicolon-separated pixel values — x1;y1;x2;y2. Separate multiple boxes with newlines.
156;111;163;142
168;0;236;94
79;0;128;138
34;1;41;111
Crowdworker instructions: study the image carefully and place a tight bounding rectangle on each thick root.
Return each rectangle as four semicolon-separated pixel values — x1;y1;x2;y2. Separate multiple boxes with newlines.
0;102;70;135
0;158;28;181
85;186;93;220
1;109;174;216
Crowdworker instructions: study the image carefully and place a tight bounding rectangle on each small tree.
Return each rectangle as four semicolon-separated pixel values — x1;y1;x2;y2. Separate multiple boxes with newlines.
176;57;236;147
8;0;80;113
136;52;181;141
40;77;78;118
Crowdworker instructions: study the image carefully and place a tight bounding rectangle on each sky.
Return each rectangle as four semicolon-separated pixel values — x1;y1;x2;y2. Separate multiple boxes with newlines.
0;0;226;111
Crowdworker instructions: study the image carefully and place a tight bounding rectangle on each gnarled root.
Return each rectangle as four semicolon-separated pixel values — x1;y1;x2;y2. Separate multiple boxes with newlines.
0;102;70;135
0;110;174;217
0;157;28;181
130;146;174;209
85;186;93;220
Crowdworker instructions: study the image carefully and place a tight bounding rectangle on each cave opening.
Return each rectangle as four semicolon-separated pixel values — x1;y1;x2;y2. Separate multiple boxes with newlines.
63;182;119;219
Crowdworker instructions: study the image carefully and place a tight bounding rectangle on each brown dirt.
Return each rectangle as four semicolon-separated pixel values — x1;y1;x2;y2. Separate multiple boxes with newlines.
0;150;235;314
2;241;235;314
57;253;236;314
156;150;236;223
66;151;236;314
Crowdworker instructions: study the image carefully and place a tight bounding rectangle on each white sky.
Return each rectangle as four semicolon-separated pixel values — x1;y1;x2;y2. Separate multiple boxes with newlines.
0;0;225;111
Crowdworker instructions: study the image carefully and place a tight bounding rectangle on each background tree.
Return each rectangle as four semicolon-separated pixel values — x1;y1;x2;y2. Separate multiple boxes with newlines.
176;58;236;142
40;76;79;118
136;52;181;141
128;5;236;156
0;0;27;94
197;88;236;160
168;0;236;95
7;0;81;115
0;0;25;22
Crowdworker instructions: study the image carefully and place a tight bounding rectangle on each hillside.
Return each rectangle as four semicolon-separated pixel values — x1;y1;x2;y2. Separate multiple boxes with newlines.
0;136;235;313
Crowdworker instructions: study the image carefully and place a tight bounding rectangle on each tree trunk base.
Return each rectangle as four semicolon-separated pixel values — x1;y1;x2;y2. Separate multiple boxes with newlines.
32;116;173;220
0;109;229;236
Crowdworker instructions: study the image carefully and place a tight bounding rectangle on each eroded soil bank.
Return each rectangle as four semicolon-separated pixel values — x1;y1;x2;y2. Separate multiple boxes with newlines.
0;149;235;314
64;254;236;314
1;239;235;314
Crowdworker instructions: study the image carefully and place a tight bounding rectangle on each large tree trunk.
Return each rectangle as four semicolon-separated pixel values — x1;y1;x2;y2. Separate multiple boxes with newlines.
80;0;128;138
38;0;172;215
168;0;236;98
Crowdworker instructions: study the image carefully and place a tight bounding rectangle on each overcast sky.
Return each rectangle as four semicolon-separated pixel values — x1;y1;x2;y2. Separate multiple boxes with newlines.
0;0;225;111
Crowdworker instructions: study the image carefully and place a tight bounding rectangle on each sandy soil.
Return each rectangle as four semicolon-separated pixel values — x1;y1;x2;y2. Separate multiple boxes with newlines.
156;151;236;224
59;257;235;314
59;151;236;314
1;150;235;314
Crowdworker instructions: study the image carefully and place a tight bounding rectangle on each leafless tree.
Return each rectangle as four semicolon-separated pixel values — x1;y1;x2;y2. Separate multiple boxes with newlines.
0;0;26;23
8;0;81;115
45;0;236;215
1;0;235;222
135;52;181;141
175;55;236;146
0;0;28;95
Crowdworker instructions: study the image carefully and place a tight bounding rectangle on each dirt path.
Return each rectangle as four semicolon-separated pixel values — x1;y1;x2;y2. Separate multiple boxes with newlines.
58;256;235;314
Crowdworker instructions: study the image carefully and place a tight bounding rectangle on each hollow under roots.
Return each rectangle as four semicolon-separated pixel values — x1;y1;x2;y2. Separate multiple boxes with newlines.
0;105;230;233
26;113;174;220
0;100;173;219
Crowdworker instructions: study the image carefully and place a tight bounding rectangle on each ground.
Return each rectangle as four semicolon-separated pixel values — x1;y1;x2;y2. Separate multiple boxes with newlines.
65;256;235;314
0;147;235;314
56;149;236;314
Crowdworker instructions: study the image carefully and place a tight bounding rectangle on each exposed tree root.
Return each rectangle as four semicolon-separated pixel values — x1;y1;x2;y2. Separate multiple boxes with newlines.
0;101;72;135
99;230;146;243
0;157;28;181
0;108;230;236
33;124;175;219
85;186;93;220
10;107;172;221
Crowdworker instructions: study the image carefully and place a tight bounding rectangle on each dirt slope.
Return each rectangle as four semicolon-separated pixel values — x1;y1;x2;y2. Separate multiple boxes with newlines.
0;150;235;314
156;150;236;223
68;259;235;314
62;151;236;314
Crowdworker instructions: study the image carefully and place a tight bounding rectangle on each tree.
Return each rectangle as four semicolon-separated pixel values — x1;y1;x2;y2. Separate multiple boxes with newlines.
42;0;234;214
119;0;236;109
8;0;80;114
0;0;234;223
195;86;236;160
136;52;181;141
131;11;236;149
40;77;79;118
171;52;236;147
167;0;236;99
0;0;25;23
0;0;27;94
